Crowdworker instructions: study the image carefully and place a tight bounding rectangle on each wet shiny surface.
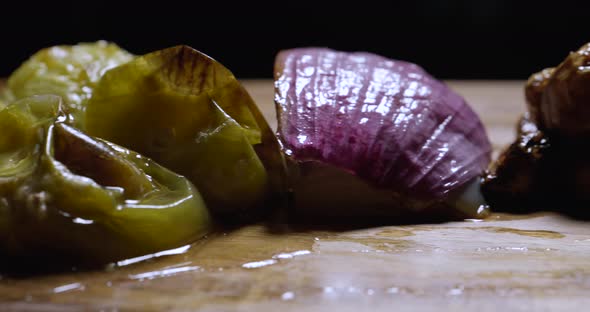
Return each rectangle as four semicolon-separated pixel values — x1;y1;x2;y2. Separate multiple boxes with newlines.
2;212;590;311
3;81;590;311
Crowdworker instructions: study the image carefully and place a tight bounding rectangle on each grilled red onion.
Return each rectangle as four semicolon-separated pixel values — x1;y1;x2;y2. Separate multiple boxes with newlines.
274;48;492;219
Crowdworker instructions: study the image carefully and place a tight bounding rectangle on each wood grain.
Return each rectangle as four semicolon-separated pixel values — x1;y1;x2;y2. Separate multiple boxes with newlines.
2;81;589;312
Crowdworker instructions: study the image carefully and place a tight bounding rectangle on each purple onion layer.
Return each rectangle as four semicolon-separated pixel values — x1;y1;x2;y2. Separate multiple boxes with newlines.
274;48;491;212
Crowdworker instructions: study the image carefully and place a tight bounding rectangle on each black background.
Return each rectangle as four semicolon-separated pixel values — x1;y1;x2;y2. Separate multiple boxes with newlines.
1;0;589;79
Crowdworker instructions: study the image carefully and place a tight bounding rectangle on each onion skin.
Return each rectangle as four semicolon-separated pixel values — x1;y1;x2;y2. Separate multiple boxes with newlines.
274;48;492;219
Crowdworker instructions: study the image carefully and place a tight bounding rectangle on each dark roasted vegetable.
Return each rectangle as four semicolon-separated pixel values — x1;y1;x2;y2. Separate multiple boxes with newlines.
274;48;492;220
482;43;590;217
525;43;590;137
0;95;211;264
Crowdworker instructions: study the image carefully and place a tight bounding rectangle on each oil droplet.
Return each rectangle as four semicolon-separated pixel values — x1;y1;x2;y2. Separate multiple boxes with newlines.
242;250;311;269
242;259;278;269
128;266;201;280
273;250;311;259
53;282;85;293
477;246;529;252
386;287;399;294
72;217;94;225
477;204;489;216
116;244;191;267
447;286;464;296
505;246;528;251
347;286;360;293
281;291;295;301
323;286;335;294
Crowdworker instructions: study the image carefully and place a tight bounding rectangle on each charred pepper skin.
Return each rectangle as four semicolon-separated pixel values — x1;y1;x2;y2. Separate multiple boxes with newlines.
85;46;286;219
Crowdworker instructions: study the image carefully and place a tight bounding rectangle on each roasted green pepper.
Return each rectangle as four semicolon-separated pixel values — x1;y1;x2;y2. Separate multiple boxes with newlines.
0;95;211;264
85;45;286;218
4;43;286;220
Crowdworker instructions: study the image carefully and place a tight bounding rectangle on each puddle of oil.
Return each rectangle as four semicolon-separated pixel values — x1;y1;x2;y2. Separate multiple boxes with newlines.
0;224;318;301
0;223;425;303
439;225;564;239
401;223;564;240
485;227;565;239
483;212;554;221
0;213;573;308
374;228;414;238
318;236;414;253
185;225;315;269
315;227;418;253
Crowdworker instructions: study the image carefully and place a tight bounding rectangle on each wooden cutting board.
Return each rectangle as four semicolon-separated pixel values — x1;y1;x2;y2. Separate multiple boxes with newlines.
1;81;589;312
